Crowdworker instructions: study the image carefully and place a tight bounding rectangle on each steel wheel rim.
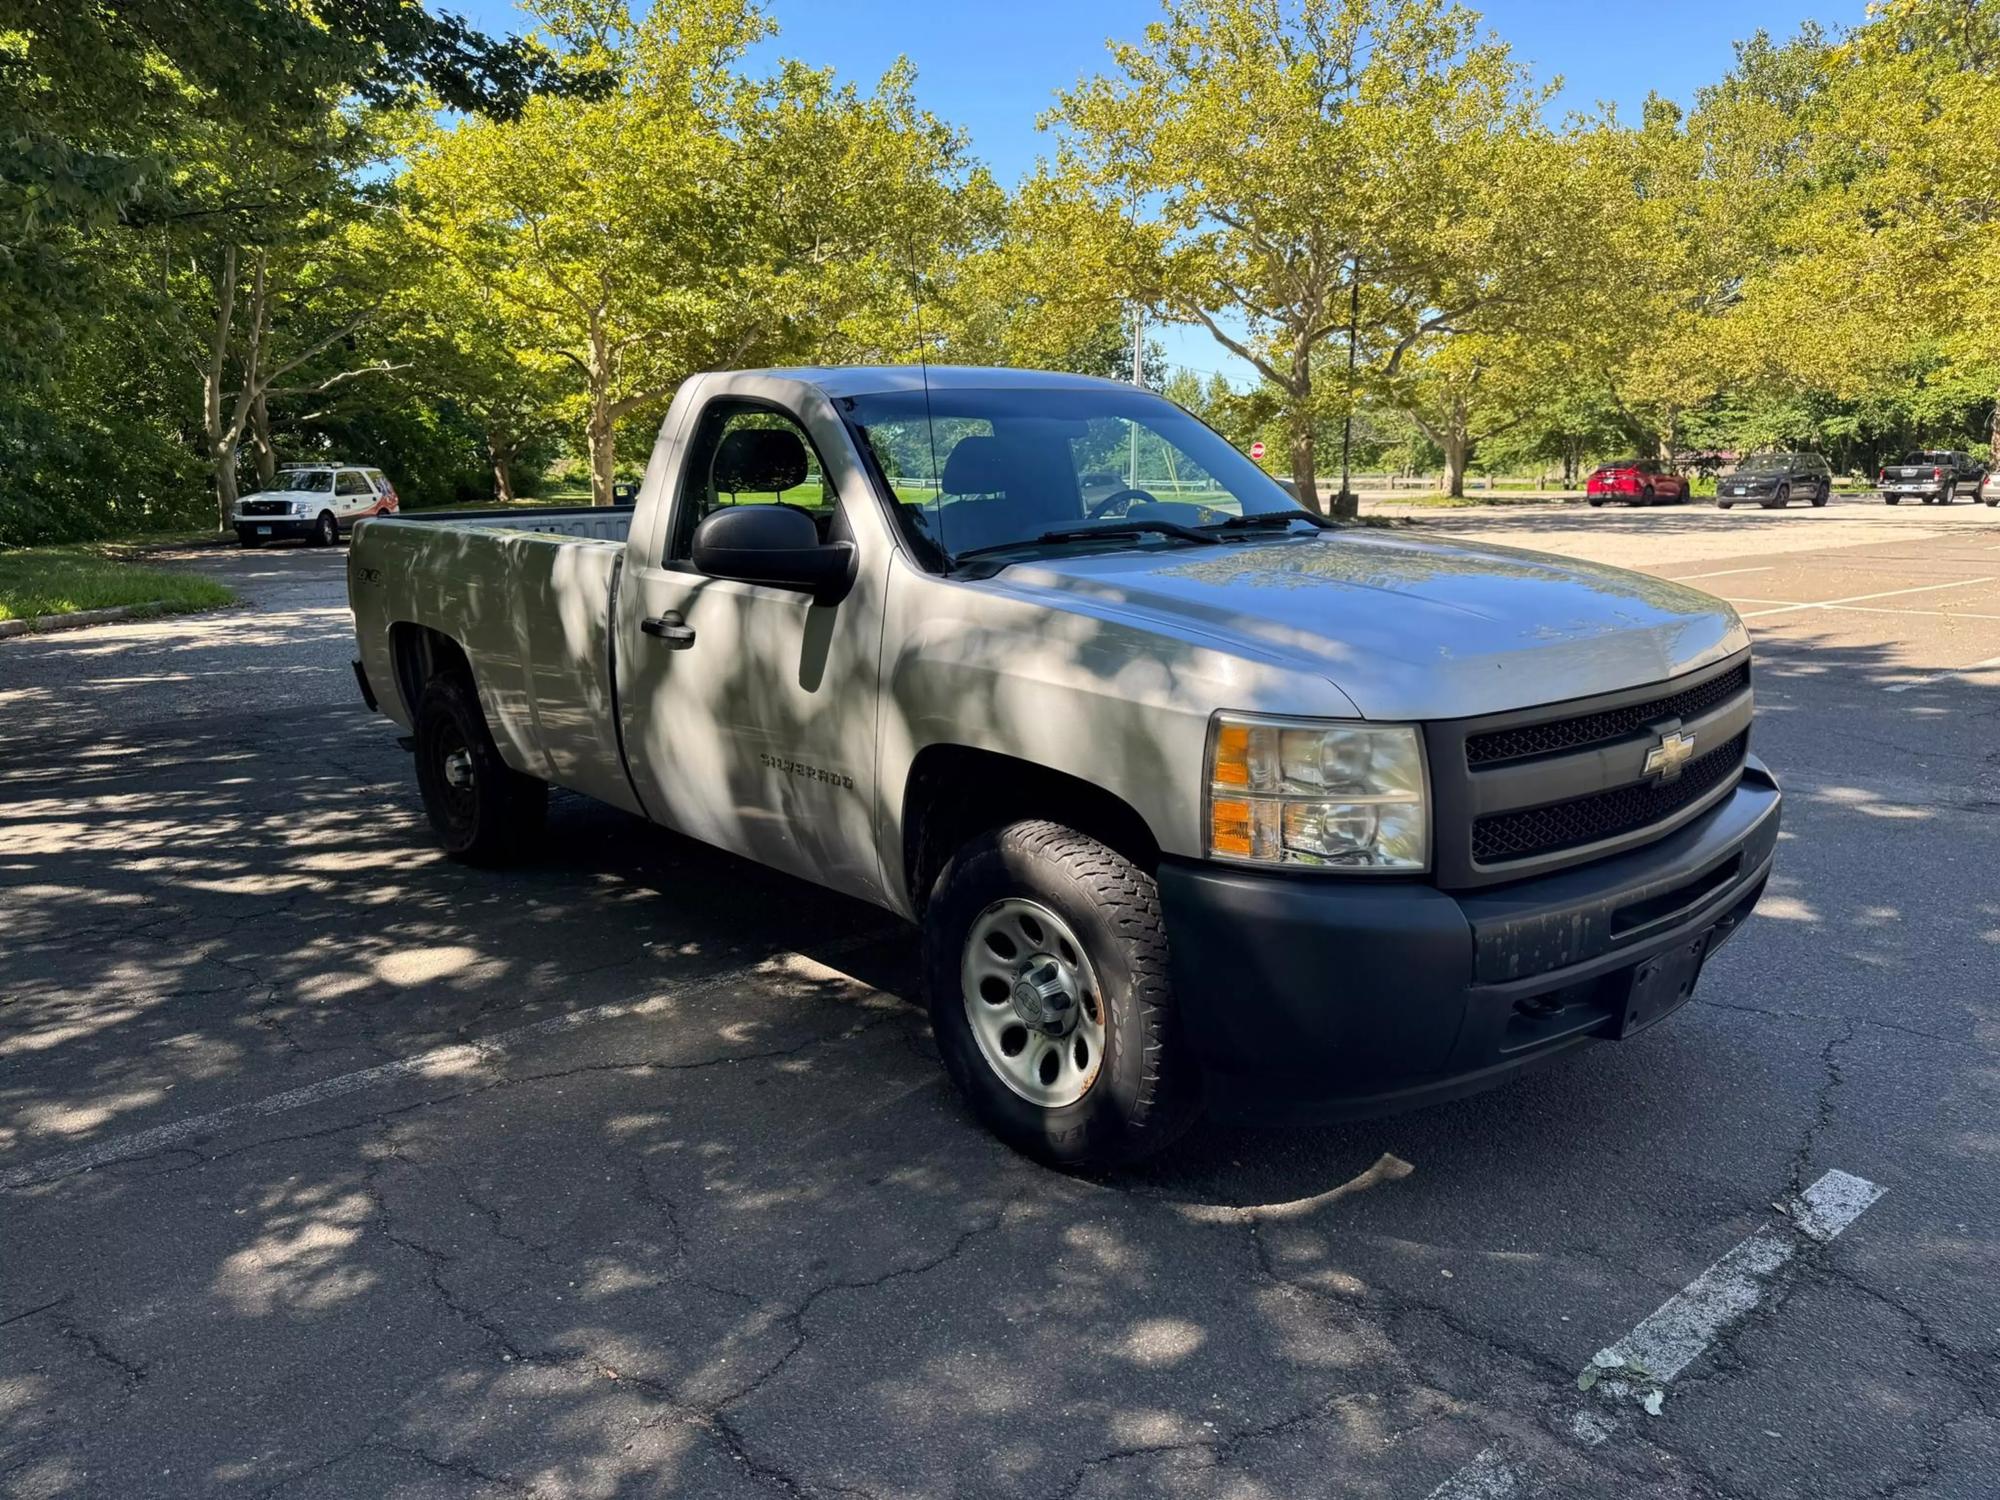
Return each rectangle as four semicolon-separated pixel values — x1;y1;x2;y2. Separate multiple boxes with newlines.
960;897;1105;1109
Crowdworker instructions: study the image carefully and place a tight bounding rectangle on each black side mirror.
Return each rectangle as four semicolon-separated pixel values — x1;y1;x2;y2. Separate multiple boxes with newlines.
690;504;856;605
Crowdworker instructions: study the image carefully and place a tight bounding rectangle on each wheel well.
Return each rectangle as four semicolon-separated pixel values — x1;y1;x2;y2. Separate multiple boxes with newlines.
389;624;472;719
901;745;1160;915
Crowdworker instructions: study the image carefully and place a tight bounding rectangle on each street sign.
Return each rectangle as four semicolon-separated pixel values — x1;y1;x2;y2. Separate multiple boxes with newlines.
1249;441;1265;460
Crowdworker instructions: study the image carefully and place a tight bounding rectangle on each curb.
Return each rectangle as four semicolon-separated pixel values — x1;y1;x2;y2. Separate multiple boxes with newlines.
0;602;174;639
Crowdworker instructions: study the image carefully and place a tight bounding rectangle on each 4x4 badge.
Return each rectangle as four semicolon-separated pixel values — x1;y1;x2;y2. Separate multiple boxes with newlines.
1644;729;1696;782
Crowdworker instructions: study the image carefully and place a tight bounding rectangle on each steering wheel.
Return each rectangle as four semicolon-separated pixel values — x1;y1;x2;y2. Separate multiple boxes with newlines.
1085;486;1162;520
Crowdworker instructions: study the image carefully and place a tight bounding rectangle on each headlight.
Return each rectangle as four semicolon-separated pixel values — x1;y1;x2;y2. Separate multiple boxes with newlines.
1206;714;1429;871
292;501;311;516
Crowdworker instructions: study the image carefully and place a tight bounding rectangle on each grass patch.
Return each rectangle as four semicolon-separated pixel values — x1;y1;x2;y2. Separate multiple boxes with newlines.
1376;491;1562;508
0;544;235;626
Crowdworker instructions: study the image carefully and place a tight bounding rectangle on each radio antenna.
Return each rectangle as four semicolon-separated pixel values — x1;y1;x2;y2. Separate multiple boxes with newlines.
904;232;945;553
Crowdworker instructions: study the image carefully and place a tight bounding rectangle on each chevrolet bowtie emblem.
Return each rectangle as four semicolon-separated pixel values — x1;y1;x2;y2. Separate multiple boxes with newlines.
1644;729;1696;781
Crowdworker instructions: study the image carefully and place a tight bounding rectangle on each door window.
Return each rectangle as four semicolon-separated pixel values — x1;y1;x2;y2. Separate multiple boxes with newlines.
669;403;835;564
336;471;371;496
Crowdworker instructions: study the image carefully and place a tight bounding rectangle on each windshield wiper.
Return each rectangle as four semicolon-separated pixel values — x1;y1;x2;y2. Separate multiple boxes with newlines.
952;519;1221;563
1206;510;1335;531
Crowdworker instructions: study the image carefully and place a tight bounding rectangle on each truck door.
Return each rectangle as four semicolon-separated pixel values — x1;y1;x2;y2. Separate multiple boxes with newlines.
617;395;889;905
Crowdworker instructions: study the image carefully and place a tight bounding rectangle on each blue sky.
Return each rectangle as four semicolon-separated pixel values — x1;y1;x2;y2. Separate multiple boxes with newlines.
450;0;1855;381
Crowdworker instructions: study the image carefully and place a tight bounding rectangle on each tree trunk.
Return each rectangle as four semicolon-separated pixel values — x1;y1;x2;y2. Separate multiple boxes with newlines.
588;401;616;509
486;424;517;503
1441;429;1471;499
249;391;276;492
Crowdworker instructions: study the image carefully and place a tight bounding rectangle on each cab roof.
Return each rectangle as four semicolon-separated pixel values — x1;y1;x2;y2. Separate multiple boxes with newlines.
757;365;1144;399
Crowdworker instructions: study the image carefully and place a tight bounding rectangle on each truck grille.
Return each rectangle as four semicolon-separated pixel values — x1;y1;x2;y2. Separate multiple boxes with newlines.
240;500;293;516
1426;654;1756;887
1466;663;1750;768
1471;731;1750;863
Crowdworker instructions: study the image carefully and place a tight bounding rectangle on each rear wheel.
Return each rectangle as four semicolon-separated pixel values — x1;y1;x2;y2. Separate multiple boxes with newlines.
924;820;1201;1168
1812;483;1829;507
1638;486;1655;506
413;673;547;864
1938;483;1954;506
1587;496;1605;507
1886;495;1900;505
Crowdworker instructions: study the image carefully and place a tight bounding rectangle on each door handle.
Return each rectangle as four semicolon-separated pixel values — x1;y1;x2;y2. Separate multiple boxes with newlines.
641;612;697;649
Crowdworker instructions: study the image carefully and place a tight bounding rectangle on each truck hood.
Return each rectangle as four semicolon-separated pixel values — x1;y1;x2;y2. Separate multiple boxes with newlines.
989;531;1747;721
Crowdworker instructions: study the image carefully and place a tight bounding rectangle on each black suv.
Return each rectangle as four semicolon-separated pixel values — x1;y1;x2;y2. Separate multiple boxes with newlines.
1879;450;1985;505
1716;452;1832;510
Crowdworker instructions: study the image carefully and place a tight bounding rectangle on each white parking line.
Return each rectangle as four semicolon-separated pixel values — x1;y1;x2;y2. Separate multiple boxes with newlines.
1740;576;1996;618
1883;650;2000;691
1423;1448;1520;1499
0;936;898;1193
1421;1170;1884;1498
1666;566;1774;583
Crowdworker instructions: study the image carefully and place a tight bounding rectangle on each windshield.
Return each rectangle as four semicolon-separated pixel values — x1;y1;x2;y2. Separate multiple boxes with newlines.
837;385;1313;563
270;470;334;493
1734;454;1788;473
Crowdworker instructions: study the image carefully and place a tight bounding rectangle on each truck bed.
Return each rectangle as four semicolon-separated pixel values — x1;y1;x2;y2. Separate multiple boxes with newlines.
383;504;636;543
349;505;640;815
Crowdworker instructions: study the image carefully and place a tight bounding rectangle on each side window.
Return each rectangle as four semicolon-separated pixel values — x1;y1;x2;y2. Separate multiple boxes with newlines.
669;403;834;564
336;471;371;496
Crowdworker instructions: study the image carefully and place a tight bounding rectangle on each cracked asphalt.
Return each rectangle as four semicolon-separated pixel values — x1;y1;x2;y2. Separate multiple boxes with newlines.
2;500;1996;1499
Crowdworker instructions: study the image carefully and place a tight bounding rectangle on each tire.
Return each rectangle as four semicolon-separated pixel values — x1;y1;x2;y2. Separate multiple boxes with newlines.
236;528;262;548
1587;497;1604;507
1938;484;1953;506
1639;487;1655;506
1762;484;1790;510
412;673;548;864
923;820;1201;1169
1885;495;1900;505
311;510;339;546
1717;499;1733;510
1812;484;1828;507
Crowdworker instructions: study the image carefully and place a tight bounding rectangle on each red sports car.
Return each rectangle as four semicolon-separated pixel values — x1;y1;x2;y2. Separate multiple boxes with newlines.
1586;458;1690;507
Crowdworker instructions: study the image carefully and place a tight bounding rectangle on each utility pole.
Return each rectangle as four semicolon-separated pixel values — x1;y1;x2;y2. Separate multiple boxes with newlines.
1336;258;1360;517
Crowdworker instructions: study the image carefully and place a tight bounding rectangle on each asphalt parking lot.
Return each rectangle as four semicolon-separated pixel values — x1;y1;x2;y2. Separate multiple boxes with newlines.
3;497;1996;1499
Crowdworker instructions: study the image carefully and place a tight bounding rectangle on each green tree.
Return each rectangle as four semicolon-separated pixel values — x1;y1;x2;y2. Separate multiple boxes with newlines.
1050;0;1553;515
405;0;983;507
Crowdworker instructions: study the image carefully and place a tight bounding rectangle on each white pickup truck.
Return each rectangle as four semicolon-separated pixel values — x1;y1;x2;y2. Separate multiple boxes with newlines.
348;366;1781;1166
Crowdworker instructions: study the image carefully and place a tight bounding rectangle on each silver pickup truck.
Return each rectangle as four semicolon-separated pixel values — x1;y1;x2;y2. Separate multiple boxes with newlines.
347;366;1781;1166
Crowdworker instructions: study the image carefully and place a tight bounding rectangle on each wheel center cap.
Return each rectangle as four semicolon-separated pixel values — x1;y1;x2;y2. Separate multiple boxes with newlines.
1010;956;1076;1035
443;749;474;789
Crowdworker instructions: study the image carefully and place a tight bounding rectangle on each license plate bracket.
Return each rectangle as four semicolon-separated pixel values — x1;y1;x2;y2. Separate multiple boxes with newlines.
256;525;272;535
1617;931;1711;1038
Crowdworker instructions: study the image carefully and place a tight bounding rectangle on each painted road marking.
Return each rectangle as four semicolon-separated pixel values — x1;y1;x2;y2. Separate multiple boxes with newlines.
1740;576;1996;618
1666;566;1774;583
1884;650;2000;692
1421;1169;1884;1498
1423;1447;1520;1500
0;934;900;1193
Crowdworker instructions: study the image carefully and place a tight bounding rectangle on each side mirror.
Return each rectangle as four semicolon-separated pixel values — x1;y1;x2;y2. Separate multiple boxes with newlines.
690;504;855;606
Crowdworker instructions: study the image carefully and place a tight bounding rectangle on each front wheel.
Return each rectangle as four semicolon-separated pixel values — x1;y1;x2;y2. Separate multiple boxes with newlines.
236;528;263;548
924;820;1201;1168
1762;484;1790;510
413;673;548;864
311;510;339;546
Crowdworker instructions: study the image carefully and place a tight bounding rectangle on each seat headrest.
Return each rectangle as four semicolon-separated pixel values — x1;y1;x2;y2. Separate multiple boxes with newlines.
940;435;1019;495
714;427;808;493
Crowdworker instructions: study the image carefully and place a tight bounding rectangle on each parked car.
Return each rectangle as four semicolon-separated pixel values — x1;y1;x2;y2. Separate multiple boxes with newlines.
236;465;398;547
1878;450;1984;505
348;366;1778;1167
1982;465;2000;507
1716;452;1832;510
1586;458;1690;506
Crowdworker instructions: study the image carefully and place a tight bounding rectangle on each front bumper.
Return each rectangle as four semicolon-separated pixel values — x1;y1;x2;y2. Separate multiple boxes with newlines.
1156;756;1781;1124
236;515;317;538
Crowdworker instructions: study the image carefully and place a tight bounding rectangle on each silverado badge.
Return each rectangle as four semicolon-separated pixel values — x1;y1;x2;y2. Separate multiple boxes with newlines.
1644;729;1696;782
